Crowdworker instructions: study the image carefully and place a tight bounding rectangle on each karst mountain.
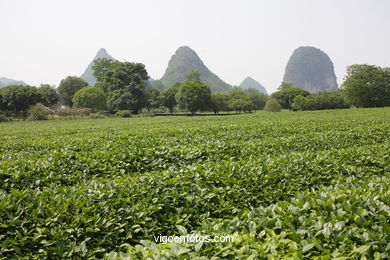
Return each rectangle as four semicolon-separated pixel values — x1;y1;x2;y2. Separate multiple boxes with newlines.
239;76;267;94
159;46;231;92
283;46;338;93
80;48;115;86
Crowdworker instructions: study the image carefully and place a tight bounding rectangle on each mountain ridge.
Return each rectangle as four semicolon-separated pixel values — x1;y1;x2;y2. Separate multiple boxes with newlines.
0;77;27;87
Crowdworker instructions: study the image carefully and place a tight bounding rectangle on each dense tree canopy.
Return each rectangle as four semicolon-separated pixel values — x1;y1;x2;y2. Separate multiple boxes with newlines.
176;80;211;114
38;84;59;107
72;87;107;112
342;64;390;107
93;59;149;113
161;83;180;114
58;76;88;107
209;92;229;114
271;87;310;110
292;91;349;111
146;89;161;111
0;85;43;116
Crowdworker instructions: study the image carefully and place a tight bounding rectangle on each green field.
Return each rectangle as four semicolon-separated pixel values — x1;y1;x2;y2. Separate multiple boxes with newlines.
0;108;389;259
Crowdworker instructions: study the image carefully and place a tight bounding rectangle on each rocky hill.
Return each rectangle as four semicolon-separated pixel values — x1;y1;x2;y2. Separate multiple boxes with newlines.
239;76;267;94
283;46;338;93
80;48;115;86
0;77;27;87
160;46;231;92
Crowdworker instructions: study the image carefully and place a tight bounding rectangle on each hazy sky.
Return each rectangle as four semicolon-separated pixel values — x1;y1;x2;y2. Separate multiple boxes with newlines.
1;0;389;93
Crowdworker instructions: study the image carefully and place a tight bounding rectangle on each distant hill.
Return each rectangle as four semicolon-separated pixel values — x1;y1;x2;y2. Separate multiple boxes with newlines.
0;77;27;87
239;76;267;94
283;46;338;93
160;46;231;92
80;48;115;86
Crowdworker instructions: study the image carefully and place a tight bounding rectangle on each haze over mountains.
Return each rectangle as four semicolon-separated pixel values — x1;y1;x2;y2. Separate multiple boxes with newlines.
239;77;267;95
79;45;340;94
283;46;338;93
0;77;27;87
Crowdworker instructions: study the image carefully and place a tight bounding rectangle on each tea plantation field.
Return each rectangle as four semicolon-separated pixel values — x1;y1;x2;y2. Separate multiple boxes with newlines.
0;108;389;259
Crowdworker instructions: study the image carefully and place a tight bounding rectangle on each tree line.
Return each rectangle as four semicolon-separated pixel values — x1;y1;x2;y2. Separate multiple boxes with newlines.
0;61;389;120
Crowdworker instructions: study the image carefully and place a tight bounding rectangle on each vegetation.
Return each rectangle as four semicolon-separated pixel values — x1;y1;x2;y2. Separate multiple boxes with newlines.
0;85;43;117
27;103;50;120
72;86;107;112
342;64;390;107
93;59;149;113
115;110;132;118
145;89;162;111
175;80;211;114
0;108;388;258
271;87;310;110
58;76;89;107
292;91;349;111
161;83;180;114
264;98;282;112
38;84;59;107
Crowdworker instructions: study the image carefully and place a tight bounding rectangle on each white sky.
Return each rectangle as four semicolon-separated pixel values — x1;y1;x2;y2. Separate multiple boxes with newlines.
1;0;389;93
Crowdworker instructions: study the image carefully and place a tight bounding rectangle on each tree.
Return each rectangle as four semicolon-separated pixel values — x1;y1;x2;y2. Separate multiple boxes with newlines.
176;81;211;114
271;87;310;110
209;92;229;114
72;87;107;112
277;82;294;91
247;92;267;111
292;91;350;111
58;76;88;107
292;95;307;111
93;60;149;113
38;84;59;107
227;88;250;113
146;89;161;111
342;64;390;107
264;98;281;112
161;83;180;114
0;85;43;116
186;71;201;81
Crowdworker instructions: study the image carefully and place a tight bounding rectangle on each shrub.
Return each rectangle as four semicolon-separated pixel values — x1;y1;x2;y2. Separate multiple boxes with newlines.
0;113;11;122
115;110;132;118
264;98;282;112
51;108;91;118
27;103;50;120
90;113;106;119
72;87;107;112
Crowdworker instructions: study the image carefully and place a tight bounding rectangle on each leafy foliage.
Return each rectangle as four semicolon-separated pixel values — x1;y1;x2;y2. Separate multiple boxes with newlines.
0;85;43;116
72;86;107;112
0;108;389;258
58;76;88;107
38;84;59;107
342;64;390;107
176;80;211;114
27;103;50;120
292;91;349;111
271;87;310;110
93;59;149;113
161;83;180;114
264;98;281;112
